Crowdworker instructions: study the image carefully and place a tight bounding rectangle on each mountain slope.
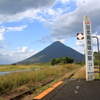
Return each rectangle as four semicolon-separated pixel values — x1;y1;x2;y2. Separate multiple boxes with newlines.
18;41;84;64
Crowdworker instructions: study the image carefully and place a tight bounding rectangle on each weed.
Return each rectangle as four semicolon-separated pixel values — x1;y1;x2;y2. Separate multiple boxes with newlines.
72;66;86;79
0;63;82;95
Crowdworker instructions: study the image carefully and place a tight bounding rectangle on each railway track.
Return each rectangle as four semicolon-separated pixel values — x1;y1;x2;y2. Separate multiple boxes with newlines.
3;72;76;100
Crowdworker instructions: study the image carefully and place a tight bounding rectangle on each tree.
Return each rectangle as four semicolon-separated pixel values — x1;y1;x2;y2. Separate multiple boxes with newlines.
50;58;56;65
56;57;63;64
50;57;74;65
67;57;74;63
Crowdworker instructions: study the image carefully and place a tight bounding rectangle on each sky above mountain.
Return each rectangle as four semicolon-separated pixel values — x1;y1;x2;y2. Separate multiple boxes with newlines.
0;0;100;64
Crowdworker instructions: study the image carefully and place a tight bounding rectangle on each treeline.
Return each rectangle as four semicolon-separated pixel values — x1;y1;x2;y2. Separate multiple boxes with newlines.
50;57;74;65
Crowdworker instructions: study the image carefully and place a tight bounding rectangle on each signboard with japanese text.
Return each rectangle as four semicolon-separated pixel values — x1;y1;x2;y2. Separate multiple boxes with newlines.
83;16;94;81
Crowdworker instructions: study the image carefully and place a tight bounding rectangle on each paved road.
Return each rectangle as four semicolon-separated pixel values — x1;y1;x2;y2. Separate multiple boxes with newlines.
50;79;100;100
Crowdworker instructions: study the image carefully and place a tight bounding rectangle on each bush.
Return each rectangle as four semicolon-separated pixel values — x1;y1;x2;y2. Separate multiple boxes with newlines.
50;57;74;65
50;58;56;65
93;51;100;65
75;61;85;65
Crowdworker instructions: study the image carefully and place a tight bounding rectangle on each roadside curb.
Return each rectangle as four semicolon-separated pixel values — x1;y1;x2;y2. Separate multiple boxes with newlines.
33;81;63;100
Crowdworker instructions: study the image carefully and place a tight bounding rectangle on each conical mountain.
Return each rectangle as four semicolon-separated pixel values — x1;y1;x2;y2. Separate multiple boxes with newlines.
18;41;84;64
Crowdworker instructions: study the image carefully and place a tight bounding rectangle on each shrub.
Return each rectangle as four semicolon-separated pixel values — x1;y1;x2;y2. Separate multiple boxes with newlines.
50;58;56;65
50;57;74;65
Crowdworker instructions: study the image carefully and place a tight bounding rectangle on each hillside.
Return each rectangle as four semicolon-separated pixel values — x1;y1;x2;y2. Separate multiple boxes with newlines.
18;41;84;64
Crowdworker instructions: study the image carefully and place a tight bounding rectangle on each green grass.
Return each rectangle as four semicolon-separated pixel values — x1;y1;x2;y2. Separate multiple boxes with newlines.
0;63;51;72
0;63;82;95
0;66;65;94
72;66;100;79
72;66;86;79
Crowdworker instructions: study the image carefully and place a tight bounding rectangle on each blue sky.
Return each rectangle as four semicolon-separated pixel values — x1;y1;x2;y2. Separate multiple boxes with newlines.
0;0;100;64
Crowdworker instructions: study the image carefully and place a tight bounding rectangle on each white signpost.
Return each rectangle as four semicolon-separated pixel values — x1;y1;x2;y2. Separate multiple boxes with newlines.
83;16;94;81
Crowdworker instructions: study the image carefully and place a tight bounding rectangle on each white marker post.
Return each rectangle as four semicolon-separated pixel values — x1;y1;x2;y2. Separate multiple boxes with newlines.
83;16;94;81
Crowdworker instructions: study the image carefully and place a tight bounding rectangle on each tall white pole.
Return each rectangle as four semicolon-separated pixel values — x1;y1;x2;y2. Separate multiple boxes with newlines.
83;16;94;81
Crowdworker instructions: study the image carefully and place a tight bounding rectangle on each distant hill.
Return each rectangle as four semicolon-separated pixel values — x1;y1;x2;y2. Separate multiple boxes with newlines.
17;41;84;64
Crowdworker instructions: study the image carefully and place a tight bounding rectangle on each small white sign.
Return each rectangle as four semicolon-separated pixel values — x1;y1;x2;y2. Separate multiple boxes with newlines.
77;33;84;40
83;16;94;81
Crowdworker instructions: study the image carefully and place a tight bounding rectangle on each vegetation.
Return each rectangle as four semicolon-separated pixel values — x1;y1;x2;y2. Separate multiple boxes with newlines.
1;51;100;98
72;65;100;79
71;51;100;79
50;57;74;65
74;61;85;65
0;63;51;72
0;67;65;94
72;66;86;79
93;51;100;65
0;63;82;95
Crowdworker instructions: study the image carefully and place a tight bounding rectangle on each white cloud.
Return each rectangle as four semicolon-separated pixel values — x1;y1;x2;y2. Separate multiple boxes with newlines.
0;47;38;64
75;44;99;54
17;47;28;53
0;1;68;24
58;0;70;3
0;27;5;43
92;33;100;47
74;46;84;54
0;0;56;15
0;25;27;44
0;9;41;23
76;33;100;54
53;38;66;43
0;0;56;23
6;25;27;32
50;0;100;41
0;0;75;24
76;40;84;46
3;53;7;56
0;0;100;64
56;8;63;13
48;9;55;15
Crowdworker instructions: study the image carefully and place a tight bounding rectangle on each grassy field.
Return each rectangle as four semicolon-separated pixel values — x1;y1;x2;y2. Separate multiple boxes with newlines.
0;63;51;72
72;66;100;79
0;63;82;95
1;63;100;100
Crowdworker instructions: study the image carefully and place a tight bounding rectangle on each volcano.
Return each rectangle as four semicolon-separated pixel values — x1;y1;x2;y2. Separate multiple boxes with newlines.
18;41;84;64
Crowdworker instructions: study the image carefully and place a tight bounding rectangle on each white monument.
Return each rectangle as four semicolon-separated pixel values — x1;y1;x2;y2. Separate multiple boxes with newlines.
83;16;94;81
